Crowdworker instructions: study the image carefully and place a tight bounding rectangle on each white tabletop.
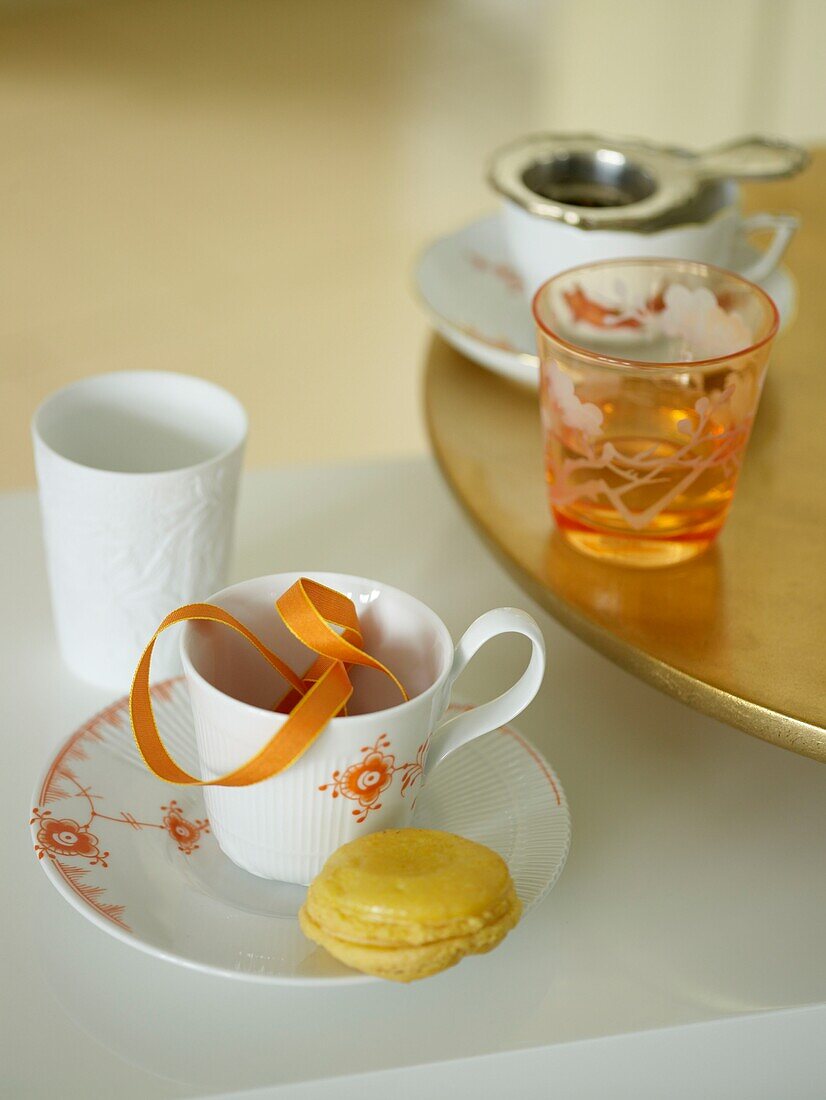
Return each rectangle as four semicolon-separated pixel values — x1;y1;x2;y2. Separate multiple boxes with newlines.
3;459;825;1098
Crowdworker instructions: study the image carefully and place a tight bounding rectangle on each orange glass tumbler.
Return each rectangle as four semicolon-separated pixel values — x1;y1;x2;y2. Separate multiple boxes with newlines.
532;259;779;566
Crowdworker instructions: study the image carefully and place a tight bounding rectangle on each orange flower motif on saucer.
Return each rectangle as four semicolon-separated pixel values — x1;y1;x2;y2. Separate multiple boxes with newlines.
32;809;109;867
319;735;396;823
162;800;209;855
29;680;214;933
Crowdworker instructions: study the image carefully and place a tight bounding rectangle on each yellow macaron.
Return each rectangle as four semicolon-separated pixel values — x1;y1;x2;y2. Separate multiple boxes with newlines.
299;828;522;981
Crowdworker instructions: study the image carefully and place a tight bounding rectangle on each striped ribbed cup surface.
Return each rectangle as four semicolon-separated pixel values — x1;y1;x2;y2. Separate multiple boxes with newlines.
192;702;438;885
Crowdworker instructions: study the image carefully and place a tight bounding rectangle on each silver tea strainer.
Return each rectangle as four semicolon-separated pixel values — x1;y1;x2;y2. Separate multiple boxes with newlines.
488;133;809;231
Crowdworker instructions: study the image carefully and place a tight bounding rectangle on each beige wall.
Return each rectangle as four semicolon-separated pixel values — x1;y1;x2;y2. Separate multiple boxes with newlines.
541;0;826;146
1;0;823;489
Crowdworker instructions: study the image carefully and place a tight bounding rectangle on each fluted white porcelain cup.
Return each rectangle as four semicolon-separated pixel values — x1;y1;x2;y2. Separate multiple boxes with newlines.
33;371;247;690
181;572;546;885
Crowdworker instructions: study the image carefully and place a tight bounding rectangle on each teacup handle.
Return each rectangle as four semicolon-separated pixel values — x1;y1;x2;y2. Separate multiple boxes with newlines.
423;608;545;776
737;212;798;284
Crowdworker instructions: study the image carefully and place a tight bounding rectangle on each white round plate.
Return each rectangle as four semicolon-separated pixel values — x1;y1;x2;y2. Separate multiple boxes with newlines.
31;679;571;986
414;212;798;387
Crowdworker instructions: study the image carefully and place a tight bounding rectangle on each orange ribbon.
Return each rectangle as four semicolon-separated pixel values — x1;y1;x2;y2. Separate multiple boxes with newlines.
129;578;407;787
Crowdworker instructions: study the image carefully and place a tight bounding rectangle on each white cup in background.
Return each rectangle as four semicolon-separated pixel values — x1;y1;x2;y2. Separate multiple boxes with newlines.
181;572;546;885
33;371;247;690
499;180;798;296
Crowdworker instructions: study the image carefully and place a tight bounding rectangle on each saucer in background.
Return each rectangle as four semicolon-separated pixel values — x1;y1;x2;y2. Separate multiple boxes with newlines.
415;213;797;387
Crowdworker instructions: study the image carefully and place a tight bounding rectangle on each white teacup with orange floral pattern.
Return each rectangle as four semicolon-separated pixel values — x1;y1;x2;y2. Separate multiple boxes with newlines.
180;572;545;884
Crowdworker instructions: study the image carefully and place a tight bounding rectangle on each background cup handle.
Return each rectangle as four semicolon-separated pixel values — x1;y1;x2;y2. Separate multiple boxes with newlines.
736;212;798;284
423;607;545;776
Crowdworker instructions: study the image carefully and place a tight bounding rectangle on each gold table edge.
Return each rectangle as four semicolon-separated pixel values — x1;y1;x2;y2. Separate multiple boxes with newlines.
423;364;826;765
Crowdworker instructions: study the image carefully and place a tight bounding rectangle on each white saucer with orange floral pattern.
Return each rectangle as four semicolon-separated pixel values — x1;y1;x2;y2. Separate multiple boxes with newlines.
414;213;796;387
31;678;571;985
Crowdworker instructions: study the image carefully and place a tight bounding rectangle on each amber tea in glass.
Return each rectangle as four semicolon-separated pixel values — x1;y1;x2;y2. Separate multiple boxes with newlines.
533;259;778;566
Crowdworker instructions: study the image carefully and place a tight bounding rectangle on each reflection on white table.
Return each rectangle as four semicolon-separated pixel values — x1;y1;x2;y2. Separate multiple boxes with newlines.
3;459;825;1098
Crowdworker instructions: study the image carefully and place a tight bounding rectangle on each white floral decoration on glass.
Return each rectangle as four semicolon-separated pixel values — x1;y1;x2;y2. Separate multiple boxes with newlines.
547;361;604;439
547;383;755;531
659;284;752;361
